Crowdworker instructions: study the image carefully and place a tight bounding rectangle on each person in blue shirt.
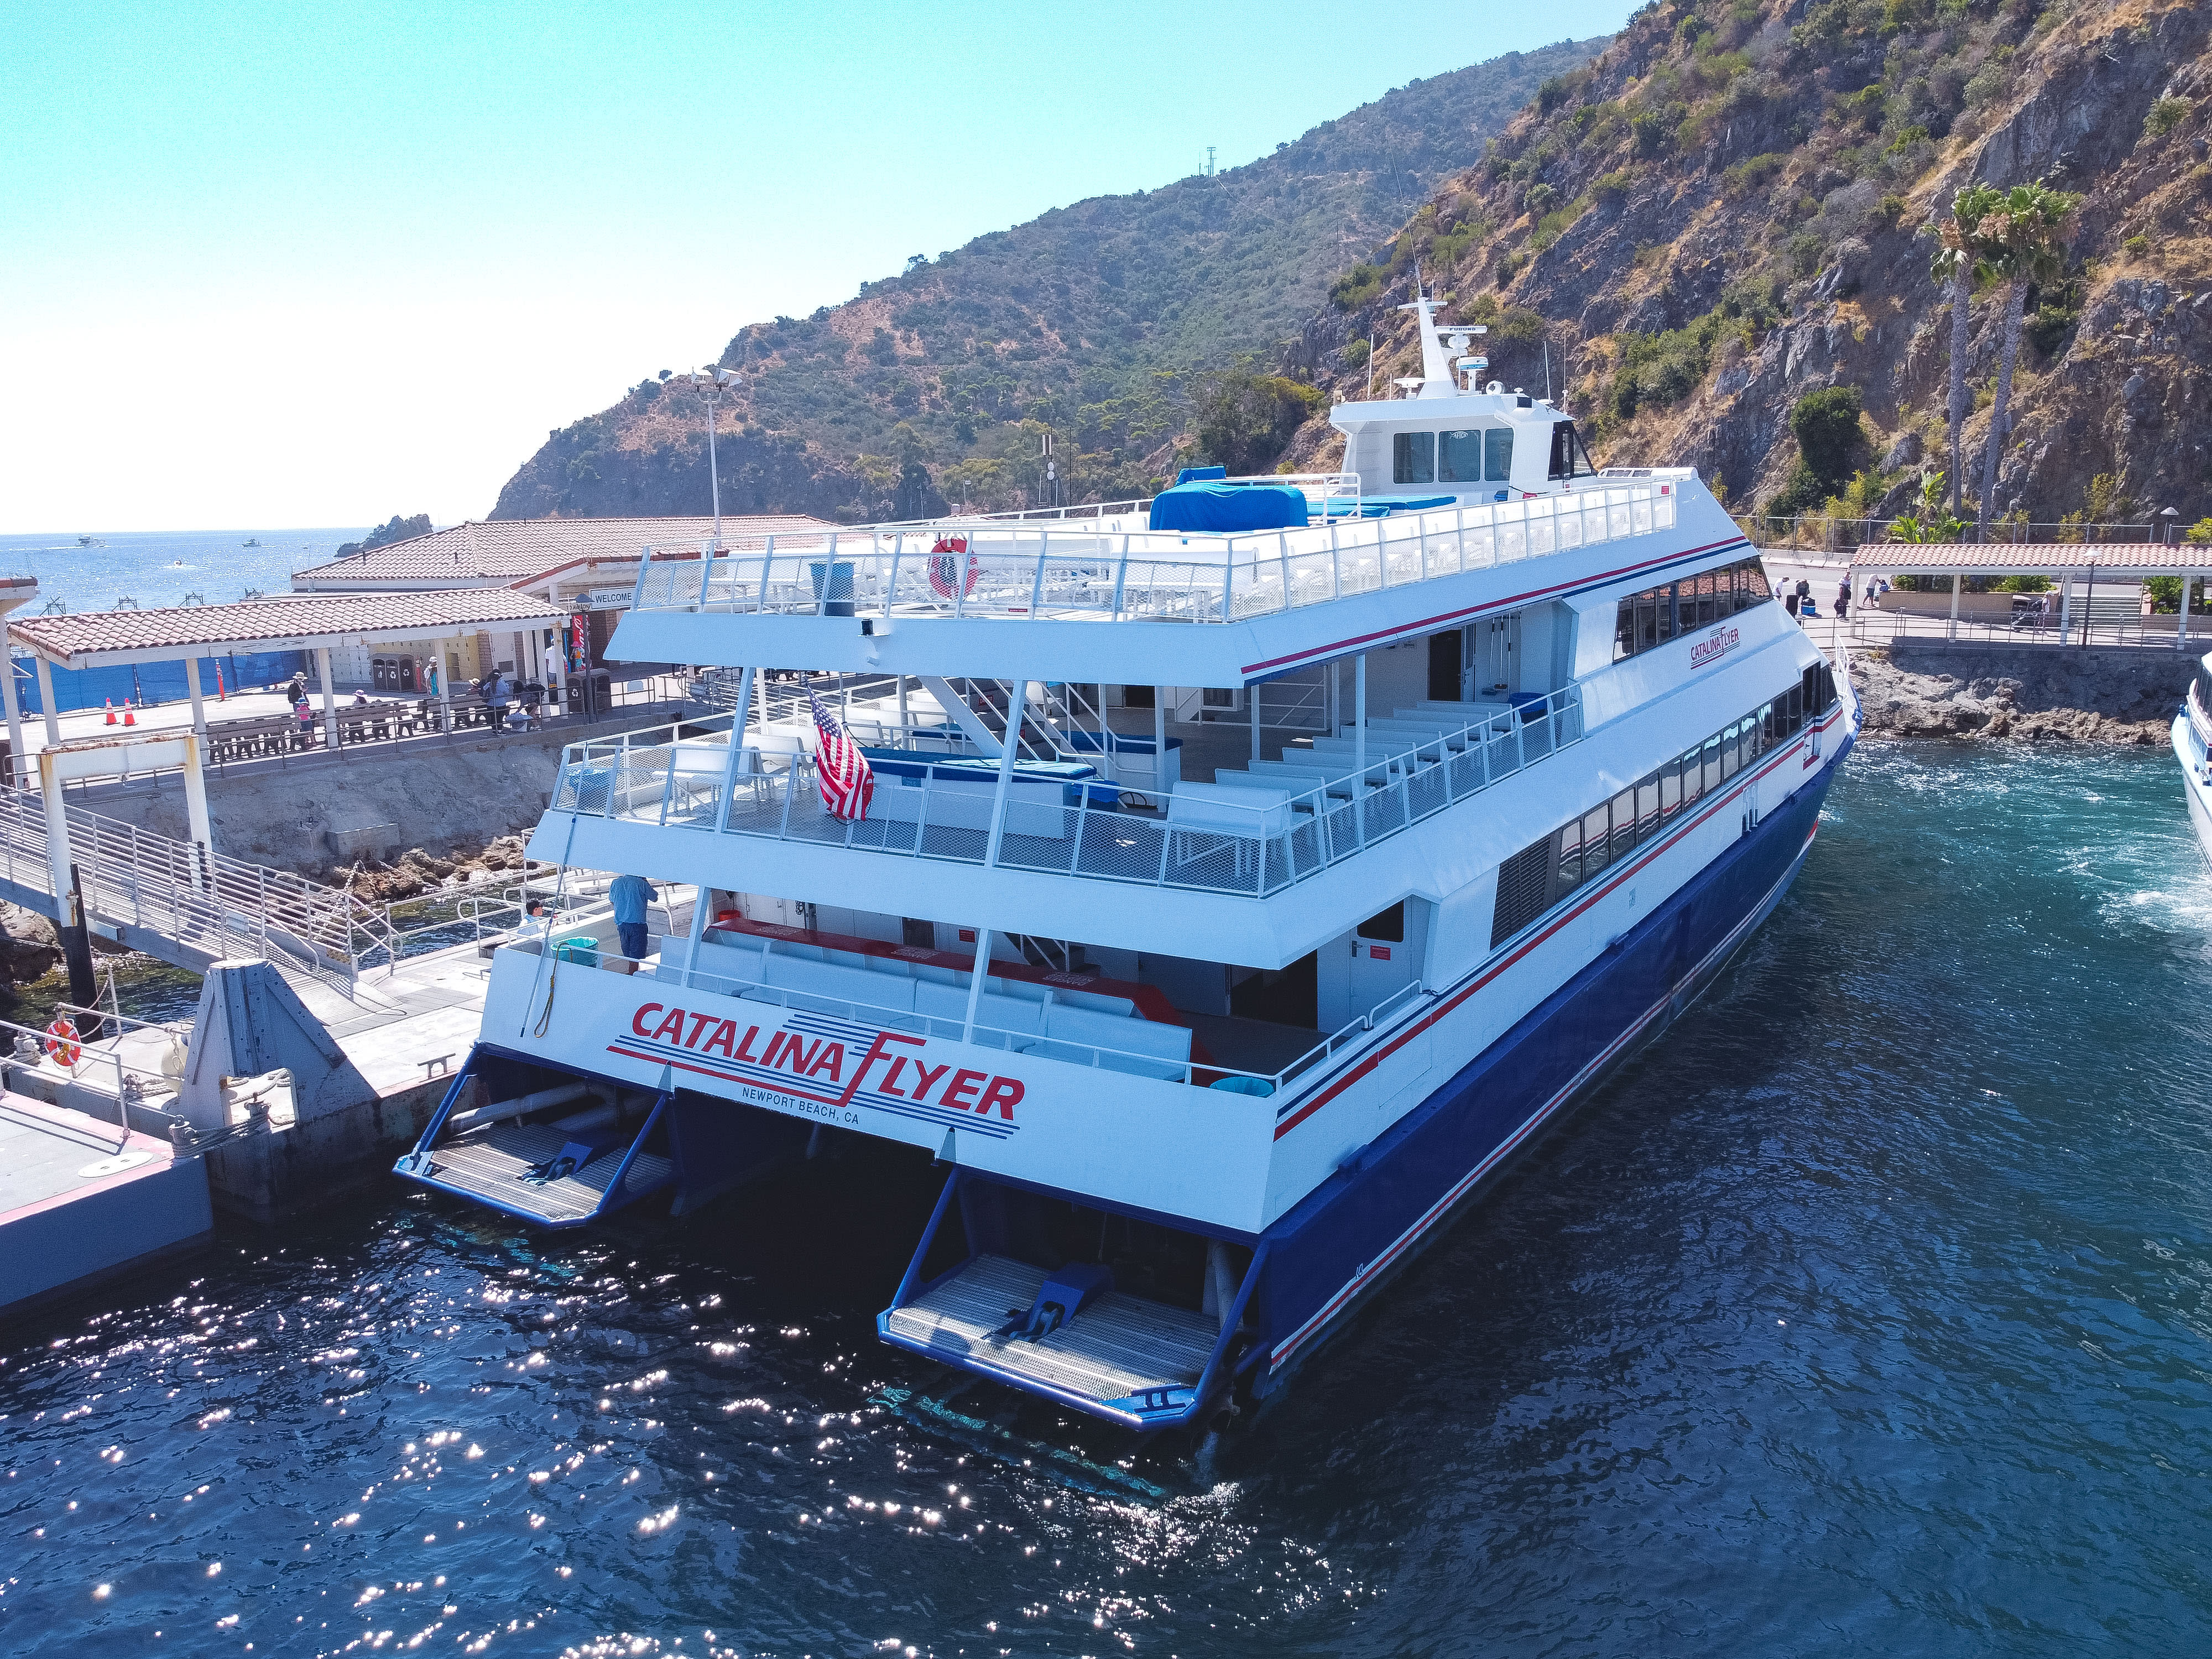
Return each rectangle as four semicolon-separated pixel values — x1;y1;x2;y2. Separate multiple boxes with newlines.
608;874;658;960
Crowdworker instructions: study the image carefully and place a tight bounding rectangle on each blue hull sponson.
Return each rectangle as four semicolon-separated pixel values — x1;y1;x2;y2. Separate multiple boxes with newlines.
879;738;1849;1428
1250;737;1847;1396
393;1045;810;1227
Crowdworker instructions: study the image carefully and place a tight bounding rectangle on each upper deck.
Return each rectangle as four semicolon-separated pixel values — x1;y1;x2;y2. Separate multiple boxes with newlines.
608;471;1715;685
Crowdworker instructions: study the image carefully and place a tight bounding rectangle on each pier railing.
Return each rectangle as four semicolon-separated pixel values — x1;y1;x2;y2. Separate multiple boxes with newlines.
627;482;1682;625
549;685;1585;900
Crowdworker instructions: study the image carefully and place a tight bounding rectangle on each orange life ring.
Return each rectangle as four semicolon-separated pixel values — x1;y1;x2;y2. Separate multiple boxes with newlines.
927;535;978;599
44;1015;81;1069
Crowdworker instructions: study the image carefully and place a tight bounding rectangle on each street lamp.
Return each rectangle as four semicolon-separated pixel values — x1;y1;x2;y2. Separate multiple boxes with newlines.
689;367;744;549
2159;505;2180;545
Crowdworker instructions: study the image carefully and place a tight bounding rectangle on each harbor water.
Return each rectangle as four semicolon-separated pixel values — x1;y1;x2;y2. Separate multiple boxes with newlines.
0;530;366;618
4;740;2210;1656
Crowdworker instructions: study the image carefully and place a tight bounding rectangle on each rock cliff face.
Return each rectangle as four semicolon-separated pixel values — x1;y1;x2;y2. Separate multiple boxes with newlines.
487;39;1609;523
1282;0;2212;529
1850;643;2192;740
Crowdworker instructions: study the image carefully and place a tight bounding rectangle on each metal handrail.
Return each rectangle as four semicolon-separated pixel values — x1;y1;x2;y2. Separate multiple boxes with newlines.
626;482;1681;625
549;684;1587;900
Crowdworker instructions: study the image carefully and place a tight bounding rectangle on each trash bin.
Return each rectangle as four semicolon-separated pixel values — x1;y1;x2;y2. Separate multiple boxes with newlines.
809;561;856;618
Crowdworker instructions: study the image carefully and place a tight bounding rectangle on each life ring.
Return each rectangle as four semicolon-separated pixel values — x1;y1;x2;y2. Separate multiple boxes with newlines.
44;1015;81;1070
927;535;978;599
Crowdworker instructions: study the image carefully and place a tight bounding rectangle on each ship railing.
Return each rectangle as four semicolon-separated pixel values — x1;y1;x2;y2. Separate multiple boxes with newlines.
627;483;1680;624
547;685;1585;899
519;938;1430;1095
0;1004;192;1150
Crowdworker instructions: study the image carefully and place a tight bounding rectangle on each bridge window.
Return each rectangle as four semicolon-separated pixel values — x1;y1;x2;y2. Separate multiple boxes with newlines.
1438;430;1485;483
1485;427;1515;482
1393;431;1436;485
1548;421;1598;481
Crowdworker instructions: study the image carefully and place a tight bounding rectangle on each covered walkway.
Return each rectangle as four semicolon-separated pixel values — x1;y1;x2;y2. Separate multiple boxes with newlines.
3;588;568;787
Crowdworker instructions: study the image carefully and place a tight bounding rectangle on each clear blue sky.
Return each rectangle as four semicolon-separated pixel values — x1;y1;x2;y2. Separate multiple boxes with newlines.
0;1;1633;531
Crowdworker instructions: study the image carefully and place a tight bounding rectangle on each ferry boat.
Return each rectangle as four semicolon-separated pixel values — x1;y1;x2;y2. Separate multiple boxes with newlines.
395;290;1859;1431
2173;650;2212;863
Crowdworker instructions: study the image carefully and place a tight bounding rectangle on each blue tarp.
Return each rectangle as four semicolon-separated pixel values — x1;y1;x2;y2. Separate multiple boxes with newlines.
1147;482;1310;533
7;648;310;716
1175;465;1227;484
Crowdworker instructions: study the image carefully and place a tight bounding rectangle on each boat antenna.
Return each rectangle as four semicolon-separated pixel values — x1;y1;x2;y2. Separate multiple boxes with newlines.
1543;336;1552;403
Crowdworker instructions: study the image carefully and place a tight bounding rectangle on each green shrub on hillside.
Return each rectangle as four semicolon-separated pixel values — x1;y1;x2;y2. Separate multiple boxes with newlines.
1196;372;1323;474
1770;386;1870;514
2145;96;2190;137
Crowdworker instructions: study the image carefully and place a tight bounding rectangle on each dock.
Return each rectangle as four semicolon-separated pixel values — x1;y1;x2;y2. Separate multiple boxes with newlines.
0;1091;212;1318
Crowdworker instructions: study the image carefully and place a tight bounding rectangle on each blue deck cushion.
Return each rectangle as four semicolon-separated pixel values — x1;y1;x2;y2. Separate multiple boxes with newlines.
1175;465;1227;484
1149;481;1310;533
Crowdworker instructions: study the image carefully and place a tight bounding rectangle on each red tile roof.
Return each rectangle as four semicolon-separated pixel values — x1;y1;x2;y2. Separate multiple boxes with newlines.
9;589;568;667
290;515;833;588
1848;541;2201;570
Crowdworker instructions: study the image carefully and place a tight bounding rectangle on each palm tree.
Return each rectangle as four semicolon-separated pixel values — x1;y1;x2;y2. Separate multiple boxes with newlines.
1936;185;2001;521
1973;182;2079;534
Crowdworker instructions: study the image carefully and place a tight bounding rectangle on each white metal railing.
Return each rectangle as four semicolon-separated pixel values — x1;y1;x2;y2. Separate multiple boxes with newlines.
549;685;1585;899
517;937;1431;1094
627;482;1680;625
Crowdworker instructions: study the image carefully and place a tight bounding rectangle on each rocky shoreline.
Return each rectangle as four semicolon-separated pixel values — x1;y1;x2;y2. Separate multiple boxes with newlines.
341;834;536;904
1848;644;2194;744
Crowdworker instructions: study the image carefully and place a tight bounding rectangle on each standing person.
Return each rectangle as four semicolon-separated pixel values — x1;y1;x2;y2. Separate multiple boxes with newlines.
609;873;658;961
293;691;316;745
1794;577;1812;613
1835;578;1851;623
1865;577;1881;612
487;670;510;730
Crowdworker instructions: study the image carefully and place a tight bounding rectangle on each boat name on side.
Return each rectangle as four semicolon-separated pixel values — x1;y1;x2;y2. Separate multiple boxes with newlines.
612;1000;1025;1125
1690;624;1743;670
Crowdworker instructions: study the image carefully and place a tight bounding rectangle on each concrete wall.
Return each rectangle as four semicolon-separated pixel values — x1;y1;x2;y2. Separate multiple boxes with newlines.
75;725;574;877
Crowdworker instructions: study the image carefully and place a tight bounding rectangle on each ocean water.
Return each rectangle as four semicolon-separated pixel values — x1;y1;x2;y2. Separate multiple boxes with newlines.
0;530;368;617
4;742;2210;1657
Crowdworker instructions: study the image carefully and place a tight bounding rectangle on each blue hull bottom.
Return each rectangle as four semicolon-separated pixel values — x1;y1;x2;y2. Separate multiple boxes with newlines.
1251;747;1843;1395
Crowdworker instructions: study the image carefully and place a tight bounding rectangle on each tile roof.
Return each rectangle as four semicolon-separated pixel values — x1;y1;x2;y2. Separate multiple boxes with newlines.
9;588;568;668
290;514;833;587
1848;541;2202;570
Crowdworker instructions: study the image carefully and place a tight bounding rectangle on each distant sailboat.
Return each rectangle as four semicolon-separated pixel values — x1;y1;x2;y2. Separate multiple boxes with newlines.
242;538;262;547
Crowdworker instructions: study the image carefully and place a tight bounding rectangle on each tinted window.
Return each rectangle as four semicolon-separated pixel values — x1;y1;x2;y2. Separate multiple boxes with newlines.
1357;902;1405;942
1438;430;1485;482
1393;432;1435;484
1485;427;1515;482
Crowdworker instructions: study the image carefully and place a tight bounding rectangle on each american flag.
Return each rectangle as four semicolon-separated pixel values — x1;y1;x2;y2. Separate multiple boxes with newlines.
806;681;874;821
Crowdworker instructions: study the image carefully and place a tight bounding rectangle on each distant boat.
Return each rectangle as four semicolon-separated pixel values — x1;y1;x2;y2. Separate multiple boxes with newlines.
76;536;104;547
242;538;262;548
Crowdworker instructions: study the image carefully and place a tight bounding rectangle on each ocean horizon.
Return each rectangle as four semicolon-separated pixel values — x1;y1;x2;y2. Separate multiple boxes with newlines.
0;526;378;619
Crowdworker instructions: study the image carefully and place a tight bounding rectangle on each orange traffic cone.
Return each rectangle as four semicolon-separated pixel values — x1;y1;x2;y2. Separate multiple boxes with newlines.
103;698;116;726
123;701;135;727
215;665;226;702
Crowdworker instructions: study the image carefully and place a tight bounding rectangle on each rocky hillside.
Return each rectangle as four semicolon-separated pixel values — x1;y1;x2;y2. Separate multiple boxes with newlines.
489;38;1610;524
1281;0;2211;530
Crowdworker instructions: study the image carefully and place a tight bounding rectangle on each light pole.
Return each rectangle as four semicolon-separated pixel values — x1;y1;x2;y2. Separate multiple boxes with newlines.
690;367;744;549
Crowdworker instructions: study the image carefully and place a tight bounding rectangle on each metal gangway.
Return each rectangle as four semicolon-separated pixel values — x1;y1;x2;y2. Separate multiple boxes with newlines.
0;789;401;989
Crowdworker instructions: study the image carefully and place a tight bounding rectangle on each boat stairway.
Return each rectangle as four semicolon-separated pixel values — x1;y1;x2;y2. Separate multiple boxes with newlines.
882;1253;1224;1427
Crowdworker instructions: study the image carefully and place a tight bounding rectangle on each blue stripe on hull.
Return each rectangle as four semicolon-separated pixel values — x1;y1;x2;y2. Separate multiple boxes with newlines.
1251;748;1844;1391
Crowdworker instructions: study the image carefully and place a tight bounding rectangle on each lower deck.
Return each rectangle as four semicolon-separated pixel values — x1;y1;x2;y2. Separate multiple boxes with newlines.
883;1253;1222;1413
413;1119;674;1225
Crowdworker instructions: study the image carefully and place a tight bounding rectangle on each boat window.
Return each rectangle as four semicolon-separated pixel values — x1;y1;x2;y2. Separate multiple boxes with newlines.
1357;902;1406;942
1394;431;1436;485
1548;421;1600;481
1438;429;1485;483
1485;427;1515;482
1489;674;1844;948
1613;556;1775;661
